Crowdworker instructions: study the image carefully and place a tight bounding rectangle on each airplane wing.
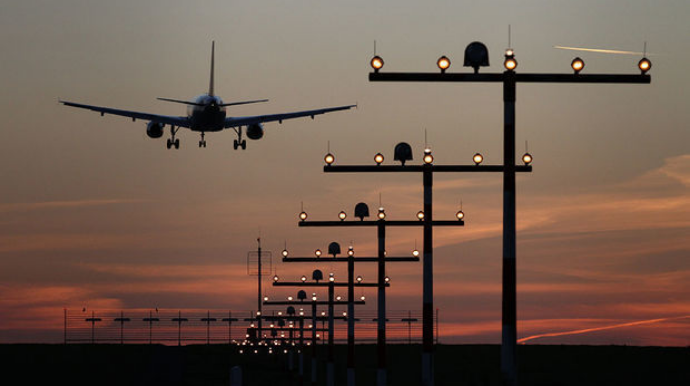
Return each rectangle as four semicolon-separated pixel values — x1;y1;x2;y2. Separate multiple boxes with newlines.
223;104;356;128
60;100;191;128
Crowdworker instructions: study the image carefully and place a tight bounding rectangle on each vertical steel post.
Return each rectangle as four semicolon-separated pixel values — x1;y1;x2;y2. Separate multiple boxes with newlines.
347;249;356;386
63;308;67;345
299;313;305;386
311;300;318;386
377;220;387;386
327;280;335;386
422;164;434;386
501;70;518;386
258;241;263;342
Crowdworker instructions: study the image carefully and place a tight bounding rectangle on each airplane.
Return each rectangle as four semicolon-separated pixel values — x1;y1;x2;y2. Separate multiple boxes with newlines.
60;42;355;150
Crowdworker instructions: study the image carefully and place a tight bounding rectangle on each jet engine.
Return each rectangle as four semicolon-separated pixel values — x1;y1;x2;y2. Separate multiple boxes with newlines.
246;123;264;140
146;122;164;138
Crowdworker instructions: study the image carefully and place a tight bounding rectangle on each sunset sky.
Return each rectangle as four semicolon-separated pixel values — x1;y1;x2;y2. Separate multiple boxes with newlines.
1;0;689;345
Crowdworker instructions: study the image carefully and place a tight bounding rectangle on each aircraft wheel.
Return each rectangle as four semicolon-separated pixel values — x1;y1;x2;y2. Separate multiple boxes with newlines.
174;139;180;149
241;140;247;150
166;139;172;149
198;141;202;148
233;140;238;150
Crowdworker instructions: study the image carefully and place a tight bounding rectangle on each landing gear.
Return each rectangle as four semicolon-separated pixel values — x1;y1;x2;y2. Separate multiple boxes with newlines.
167;126;180;150
232;127;247;150
233;139;246;150
198;132;207;148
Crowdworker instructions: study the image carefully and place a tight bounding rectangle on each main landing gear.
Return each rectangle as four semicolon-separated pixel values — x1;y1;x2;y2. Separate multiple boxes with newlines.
166;126;180;149
233;127;247;150
199;132;207;148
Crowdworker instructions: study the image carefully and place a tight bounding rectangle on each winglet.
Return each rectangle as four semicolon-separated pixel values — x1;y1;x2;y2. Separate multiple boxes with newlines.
209;41;215;96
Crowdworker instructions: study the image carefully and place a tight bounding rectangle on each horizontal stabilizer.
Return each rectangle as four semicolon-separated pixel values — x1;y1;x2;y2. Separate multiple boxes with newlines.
157;97;205;106
220;99;269;107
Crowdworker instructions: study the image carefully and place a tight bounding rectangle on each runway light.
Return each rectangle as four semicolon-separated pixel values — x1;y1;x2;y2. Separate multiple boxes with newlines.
473;153;484;165
504;49;517;71
371;56;384;72
571;57;585;74
374;153;384;165
384;276;390;283
288;296;293;301
360;295;366;301
423;148;434;164
522;152;533;165
336;296;342;301
338;211;347;221
301;275;307;282
638;57;651;74
456;210;465;221
315;249;322;257
412;249;420;257
377;207;386;220
417;211;425;221
356;275;363;283
299;211;308;221
273;275;279;282
324;153;335;165
312;294;317;301
343;311;347;316
437;56;451;73
347;247;354;257
264;296;269;301
329;273;335;282
282;249;289;258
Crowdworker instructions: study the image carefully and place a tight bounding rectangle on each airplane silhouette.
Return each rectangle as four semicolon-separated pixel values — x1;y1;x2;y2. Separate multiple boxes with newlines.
61;42;355;150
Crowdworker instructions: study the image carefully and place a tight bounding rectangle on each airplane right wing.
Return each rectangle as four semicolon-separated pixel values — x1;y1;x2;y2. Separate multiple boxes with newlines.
223;104;356;128
60;100;192;128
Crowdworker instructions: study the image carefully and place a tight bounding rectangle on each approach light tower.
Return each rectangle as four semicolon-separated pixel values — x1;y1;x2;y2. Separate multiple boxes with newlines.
369;41;651;386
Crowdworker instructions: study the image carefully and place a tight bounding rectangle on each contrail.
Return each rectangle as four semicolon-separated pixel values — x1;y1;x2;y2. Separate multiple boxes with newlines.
554;46;648;56
518;315;690;344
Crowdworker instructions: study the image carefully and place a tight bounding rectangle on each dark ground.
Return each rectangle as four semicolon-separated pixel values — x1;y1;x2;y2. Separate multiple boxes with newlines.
2;344;688;386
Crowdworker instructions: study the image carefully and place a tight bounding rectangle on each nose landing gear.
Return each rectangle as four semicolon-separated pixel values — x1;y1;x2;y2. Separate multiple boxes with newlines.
199;132;207;148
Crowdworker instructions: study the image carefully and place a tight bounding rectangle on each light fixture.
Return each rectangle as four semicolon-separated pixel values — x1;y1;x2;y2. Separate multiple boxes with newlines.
312;293;317;301
456;210;465;221
437;55;451;73
473;152;484;165
287;296;293;301
336;296;342;301
301;275;307;282
377;207;386;220
347;247;354;257
384;276;390;283
374;153;384;165
360;295;366;301
338;211;347;221
329;273;335;282
412;249;420;257
638;57;651;74
571;57;585;74
282;249;288;258
356;275;363;283
324;153;335;165
315;249;322;257
264;296;269;301
504;49;517;71
371;56;384;72
273;275;280;282
417;211;425;221
299;211;307;221
423;148;434;164
522;152;533;165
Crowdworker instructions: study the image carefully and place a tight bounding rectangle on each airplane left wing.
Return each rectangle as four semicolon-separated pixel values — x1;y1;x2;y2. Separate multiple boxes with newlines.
223;104;356;128
60;100;191;128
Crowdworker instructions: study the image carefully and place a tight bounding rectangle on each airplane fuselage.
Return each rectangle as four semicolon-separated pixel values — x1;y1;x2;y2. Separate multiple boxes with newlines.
187;94;227;132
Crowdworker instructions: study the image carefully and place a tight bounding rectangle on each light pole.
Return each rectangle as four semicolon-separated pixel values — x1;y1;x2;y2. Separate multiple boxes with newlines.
368;42;651;386
270;270;372;386
282;239;419;386
298;199;463;386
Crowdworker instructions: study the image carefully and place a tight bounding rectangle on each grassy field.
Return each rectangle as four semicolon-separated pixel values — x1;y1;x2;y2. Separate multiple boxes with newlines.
2;343;688;385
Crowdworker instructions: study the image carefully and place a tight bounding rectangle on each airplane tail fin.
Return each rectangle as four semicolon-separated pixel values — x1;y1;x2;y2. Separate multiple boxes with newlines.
209;41;215;96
